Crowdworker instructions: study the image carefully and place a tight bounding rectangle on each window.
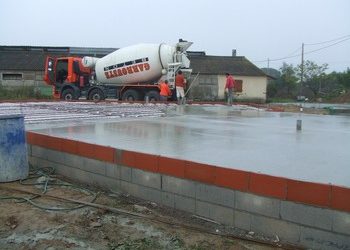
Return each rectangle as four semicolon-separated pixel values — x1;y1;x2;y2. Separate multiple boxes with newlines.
2;73;23;80
235;80;242;92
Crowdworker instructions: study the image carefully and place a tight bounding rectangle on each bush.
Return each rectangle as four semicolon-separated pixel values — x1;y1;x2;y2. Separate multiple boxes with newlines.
0;85;51;100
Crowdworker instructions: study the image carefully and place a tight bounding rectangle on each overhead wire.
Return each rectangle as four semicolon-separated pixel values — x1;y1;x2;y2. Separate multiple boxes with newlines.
304;34;350;46
253;35;350;64
304;37;350;55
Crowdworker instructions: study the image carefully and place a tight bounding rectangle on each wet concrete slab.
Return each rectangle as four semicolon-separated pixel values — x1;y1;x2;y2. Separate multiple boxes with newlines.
25;104;350;188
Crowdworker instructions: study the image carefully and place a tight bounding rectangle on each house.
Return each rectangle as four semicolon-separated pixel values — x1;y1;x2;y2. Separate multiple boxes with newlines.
0;46;268;102
187;52;268;102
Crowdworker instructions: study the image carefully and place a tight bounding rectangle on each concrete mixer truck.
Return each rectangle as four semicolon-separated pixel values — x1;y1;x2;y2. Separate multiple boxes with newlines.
43;40;192;101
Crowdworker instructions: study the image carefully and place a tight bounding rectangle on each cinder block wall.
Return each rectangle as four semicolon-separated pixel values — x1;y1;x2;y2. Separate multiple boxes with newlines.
26;132;350;250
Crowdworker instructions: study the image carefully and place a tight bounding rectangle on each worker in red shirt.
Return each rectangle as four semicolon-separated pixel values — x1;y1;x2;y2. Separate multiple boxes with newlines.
175;70;186;104
158;80;172;101
224;73;235;105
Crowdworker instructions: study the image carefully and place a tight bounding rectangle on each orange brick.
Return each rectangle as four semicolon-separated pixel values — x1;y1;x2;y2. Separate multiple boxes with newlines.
215;167;250;191
114;149;122;164
46;136;62;151
158;156;185;178
287;180;331;207
185;161;216;184
120;150;135;167
76;141;95;159
26;132;35;144
121;151;158;172
331;185;350;212
249;173;287;199
134;152;158;172
94;144;115;163
32;133;47;147
60;138;78;155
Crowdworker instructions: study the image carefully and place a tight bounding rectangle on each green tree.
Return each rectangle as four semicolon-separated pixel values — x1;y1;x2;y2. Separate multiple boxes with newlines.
337;68;350;89
296;60;328;96
280;62;298;97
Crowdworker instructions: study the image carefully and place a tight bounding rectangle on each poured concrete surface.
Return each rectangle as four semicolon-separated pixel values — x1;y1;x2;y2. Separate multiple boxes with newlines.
25;104;350;188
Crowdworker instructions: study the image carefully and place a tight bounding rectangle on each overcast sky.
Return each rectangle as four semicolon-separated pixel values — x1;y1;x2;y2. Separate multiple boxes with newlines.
0;0;349;72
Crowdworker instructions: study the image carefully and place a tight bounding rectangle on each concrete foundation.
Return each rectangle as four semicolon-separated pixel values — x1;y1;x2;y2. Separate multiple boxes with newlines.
4;101;348;249
27;134;350;250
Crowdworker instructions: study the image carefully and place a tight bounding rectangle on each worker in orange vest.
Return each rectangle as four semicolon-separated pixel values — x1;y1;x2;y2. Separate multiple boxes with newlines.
175;70;186;104
159;80;172;101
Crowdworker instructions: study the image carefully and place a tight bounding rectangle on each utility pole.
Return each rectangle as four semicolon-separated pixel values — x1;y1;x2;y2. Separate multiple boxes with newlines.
300;43;304;97
267;58;270;69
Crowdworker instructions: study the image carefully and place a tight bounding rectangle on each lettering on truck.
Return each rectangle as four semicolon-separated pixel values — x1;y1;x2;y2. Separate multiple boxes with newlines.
104;57;150;79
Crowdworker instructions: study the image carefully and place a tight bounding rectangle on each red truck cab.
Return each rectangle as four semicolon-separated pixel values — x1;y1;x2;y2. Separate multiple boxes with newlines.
44;56;91;99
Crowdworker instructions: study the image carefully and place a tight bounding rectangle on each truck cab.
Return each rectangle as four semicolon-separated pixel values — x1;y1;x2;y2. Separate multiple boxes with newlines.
44;56;91;100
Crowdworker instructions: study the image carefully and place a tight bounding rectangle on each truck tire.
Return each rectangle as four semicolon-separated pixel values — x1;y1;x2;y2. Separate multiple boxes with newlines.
145;90;160;102
88;88;105;101
61;88;78;101
122;89;139;101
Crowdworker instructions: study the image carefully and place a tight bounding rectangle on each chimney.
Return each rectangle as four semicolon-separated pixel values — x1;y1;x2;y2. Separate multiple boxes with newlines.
232;49;237;56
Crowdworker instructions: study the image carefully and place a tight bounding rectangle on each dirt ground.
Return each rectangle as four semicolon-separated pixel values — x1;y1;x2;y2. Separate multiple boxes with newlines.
0;171;289;250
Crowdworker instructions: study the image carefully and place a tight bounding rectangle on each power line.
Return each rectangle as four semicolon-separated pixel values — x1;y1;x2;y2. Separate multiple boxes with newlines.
253;36;350;64
304;37;350;55
304;34;350;46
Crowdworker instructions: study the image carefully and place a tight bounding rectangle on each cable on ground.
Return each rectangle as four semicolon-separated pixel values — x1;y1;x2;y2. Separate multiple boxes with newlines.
0;164;98;211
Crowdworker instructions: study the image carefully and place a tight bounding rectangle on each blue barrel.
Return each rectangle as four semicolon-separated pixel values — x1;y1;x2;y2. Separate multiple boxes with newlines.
0;114;29;182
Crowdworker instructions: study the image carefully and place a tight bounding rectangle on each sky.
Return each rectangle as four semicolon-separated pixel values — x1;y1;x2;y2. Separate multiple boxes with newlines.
0;0;349;72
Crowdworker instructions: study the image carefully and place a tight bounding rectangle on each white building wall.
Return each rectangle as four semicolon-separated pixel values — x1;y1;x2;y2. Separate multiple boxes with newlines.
218;75;267;102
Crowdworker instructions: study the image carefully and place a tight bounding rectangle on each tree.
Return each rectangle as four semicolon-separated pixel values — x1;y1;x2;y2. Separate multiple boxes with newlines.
296;60;328;96
279;62;298;97
337;68;350;89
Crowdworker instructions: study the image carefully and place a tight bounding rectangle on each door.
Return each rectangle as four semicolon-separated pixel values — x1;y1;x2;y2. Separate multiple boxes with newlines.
44;57;55;84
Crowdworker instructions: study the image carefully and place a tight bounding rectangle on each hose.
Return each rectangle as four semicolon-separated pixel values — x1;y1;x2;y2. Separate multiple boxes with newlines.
0;164;97;211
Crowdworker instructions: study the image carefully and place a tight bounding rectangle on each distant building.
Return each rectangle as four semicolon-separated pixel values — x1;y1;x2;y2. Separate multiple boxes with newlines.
187;52;268;102
0;46;268;102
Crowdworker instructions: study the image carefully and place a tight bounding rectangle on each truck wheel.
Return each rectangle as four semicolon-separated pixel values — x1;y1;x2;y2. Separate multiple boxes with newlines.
122;89;139;101
145;90;160;102
88;89;105;101
61;89;76;101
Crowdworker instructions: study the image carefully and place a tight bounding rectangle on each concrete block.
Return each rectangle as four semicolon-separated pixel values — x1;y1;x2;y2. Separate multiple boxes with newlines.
91;174;120;192
300;226;350;250
27;144;32;157
138;186;162;204
81;158;106;175
162;175;196;198
234;210;251;231
120;166;132;182
46;149;65;165
31;145;48;160
51;161;85;181
120;180;139;197
105;162;120;179
63;152;81;169
120;181;161;203
31;157;51;169
161;191;175;208
54;162;119;191
174;194;196;213
250;215;301;244
281;200;333;230
196;183;235;208
28;156;37;167
235;191;280;218
332;210;350;236
196;200;234;226
132;168;161;189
